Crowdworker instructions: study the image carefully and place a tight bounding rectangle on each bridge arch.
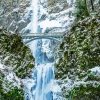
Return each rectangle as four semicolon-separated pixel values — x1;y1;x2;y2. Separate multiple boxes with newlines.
21;32;65;44
23;37;62;44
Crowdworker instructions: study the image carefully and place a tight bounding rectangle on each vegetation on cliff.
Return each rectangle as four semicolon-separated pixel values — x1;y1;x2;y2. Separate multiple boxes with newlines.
55;0;100;99
56;13;100;79
75;0;90;19
0;86;24;100
0;29;34;100
0;30;34;78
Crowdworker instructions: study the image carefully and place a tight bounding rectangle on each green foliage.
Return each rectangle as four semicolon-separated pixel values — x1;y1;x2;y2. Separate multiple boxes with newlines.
75;0;89;19
56;14;100;79
0;87;24;100
0;31;34;99
0;31;34;78
70;84;100;100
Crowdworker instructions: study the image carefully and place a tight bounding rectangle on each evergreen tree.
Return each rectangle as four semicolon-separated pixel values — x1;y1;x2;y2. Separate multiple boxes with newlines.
75;0;89;19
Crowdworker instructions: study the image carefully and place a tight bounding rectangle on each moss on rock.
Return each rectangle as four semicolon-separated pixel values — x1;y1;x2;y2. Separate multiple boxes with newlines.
0;30;35;100
55;13;100;99
70;84;100;100
0;30;34;78
56;13;100;79
0;87;24;100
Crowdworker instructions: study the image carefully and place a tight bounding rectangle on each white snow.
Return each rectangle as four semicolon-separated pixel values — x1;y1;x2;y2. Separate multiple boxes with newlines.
0;63;4;69
38;0;76;33
90;66;100;75
51;80;61;93
0;60;22;89
22;79;36;90
39;19;61;32
13;8;19;12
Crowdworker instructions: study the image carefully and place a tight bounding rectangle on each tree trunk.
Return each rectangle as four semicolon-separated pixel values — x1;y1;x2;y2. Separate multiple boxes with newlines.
90;0;94;11
84;0;90;16
99;0;100;5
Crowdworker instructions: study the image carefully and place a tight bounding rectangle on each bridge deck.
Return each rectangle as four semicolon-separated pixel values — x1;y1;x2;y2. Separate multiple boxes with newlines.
21;32;65;38
22;32;65;35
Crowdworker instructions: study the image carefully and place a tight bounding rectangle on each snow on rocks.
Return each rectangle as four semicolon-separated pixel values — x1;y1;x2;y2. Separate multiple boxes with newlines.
90;66;100;76
0;61;22;92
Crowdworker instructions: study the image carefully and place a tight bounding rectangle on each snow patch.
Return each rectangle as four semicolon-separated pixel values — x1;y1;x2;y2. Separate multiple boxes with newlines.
39;19;61;32
0;63;4;69
90;66;100;75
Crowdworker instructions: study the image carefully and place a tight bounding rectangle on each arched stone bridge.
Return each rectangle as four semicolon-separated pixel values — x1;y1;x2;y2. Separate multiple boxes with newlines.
21;32;65;44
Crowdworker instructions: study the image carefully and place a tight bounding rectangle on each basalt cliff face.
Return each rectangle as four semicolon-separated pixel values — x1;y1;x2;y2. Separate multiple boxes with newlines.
0;0;31;33
38;0;75;34
0;0;75;33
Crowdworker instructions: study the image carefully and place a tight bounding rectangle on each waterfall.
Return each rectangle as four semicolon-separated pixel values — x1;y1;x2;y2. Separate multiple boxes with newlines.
22;0;76;99
23;0;57;100
31;0;38;33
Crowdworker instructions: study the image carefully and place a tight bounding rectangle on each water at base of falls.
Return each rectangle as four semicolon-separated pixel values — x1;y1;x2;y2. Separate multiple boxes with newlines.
34;63;54;100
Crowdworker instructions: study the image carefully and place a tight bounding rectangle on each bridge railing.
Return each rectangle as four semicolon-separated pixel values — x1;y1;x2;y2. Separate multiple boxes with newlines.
21;32;66;37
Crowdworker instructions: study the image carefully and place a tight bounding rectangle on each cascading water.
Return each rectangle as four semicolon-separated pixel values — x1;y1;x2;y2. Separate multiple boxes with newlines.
22;0;76;100
23;0;57;100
